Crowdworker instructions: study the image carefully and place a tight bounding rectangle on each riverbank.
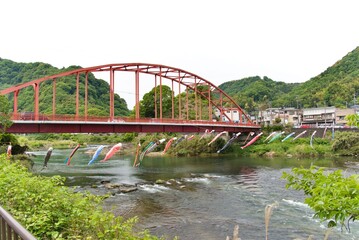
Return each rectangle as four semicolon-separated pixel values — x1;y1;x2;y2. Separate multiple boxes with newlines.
238;138;334;158
11;131;359;159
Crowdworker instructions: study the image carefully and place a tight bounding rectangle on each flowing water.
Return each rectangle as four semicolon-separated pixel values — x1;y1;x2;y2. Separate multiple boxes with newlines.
31;146;359;240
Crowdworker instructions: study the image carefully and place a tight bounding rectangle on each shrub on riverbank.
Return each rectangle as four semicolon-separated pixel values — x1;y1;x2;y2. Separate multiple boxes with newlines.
166;135;225;156
282;166;359;230
134;133;224;156
332;131;359;156
242;136;332;157
0;154;160;239
17;133;139;150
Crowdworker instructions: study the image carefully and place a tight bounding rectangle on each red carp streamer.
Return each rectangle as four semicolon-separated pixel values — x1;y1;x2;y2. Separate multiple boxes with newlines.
66;144;81;166
208;131;227;146
243;132;255;145
100;143;122;162
241;132;263;149
187;135;195;140
199;129;210;140
7;145;12;158
162;137;177;154
133;142;141;167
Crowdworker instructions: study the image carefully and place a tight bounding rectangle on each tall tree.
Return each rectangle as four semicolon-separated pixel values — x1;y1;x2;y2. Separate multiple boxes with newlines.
0;95;13;133
345;114;359;128
140;85;173;118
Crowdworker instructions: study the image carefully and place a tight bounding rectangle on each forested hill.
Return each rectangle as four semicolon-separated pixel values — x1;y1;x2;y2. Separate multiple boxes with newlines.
218;76;299;113
288;46;359;108
219;46;359;113
0;58;130;116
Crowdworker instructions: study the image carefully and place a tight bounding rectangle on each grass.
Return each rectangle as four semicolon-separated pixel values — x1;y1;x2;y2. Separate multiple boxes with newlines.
242;137;333;158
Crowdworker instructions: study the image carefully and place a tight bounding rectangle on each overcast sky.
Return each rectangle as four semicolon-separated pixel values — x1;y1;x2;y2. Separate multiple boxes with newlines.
1;0;358;107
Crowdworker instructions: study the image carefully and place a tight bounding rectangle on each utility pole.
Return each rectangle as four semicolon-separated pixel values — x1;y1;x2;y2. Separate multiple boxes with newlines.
355;92;358;114
354;92;357;106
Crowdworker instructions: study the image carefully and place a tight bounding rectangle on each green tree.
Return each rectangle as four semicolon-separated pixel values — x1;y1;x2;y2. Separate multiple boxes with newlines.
274;117;281;124
140;85;173;118
0;95;13;133
331;131;359;156
345;114;359;127
282;166;359;231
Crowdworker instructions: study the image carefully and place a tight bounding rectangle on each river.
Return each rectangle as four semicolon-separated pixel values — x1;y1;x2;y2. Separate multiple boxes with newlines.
31;146;359;240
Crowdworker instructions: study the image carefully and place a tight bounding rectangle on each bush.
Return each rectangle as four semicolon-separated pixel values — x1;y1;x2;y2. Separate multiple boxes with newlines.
33;133;60;141
120;132;138;142
261;125;284;134
0;133;19;145
0;154;160;240
166;135;225;156
245;136;332;157
332;131;359;155
282;166;359;230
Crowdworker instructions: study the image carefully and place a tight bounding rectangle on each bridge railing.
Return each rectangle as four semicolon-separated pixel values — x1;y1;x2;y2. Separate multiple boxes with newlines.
11;113;258;127
0;206;36;240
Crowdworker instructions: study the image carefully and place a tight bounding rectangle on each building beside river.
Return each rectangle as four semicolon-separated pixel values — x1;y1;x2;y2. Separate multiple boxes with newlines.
251;107;356;127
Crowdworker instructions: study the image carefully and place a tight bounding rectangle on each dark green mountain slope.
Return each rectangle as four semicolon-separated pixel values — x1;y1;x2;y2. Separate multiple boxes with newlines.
0;58;129;116
219;76;299;113
219;46;359;112
289;47;359;108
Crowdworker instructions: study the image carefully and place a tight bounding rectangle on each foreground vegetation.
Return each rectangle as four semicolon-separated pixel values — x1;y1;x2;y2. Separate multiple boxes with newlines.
0;154;160;239
282;166;359;231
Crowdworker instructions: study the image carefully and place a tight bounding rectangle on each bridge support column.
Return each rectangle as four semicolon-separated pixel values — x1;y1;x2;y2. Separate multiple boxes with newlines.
13;90;19;118
220;92;223;122
194;77;198;120
135;69;140;119
186;87;189;120
75;73;79;120
171;79;174;119
53;79;56;120
208;86;212;121
32;83;39;121
110;68;114;122
154;75;157;118
85;72;88;121
159;67;162;120
178;72;181;120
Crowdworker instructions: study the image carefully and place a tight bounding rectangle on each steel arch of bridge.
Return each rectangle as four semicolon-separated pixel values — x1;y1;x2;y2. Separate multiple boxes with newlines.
0;63;254;127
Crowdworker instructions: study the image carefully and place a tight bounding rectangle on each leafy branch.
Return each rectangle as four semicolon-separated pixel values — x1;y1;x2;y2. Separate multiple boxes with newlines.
282;166;359;232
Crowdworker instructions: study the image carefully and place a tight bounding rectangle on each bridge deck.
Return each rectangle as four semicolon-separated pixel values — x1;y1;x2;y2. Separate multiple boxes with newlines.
7;120;260;134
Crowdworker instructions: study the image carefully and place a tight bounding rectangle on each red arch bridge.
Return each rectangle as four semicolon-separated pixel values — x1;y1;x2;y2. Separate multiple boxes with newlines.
0;63;260;134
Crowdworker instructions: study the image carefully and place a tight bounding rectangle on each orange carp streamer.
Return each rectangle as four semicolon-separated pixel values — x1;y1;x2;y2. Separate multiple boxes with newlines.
6;145;12;159
133;142;141;167
66;144;81;166
162;137;177;154
208;131;227;146
100;143;122;162
241;132;263;149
